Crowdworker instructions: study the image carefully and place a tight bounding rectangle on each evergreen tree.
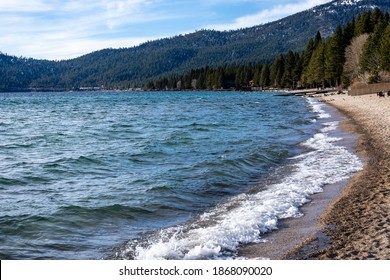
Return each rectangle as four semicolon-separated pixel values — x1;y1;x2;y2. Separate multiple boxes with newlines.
314;31;322;49
270;54;285;87
252;64;263;86
292;52;303;88
215;67;224;89
223;67;236;89
205;67;213;89
306;41;326;88
379;23;390;71
301;38;315;86
360;18;388;74
236;66;247;88
385;12;390;22
302;38;315;70
196;71;206;89
343;16;356;47
355;11;372;36
182;73;192;89
282;50;296;88
325;25;345;86
168;76;177;89
259;64;270;88
370;8;383;30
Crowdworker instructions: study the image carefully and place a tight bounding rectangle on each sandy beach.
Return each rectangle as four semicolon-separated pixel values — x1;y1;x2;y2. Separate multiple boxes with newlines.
285;93;390;259
240;93;390;260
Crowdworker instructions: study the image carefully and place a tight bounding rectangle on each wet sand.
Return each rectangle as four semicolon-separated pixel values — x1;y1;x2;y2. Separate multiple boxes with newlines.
241;93;390;260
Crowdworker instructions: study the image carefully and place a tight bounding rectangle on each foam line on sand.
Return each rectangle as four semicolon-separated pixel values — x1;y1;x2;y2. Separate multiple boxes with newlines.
286;93;390;259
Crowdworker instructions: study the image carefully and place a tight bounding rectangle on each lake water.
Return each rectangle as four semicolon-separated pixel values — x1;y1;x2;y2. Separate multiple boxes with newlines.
0;91;362;259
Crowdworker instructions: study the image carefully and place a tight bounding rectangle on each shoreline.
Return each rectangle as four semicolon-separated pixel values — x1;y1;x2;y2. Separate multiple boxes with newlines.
241;93;390;260
286;94;390;259
239;97;362;259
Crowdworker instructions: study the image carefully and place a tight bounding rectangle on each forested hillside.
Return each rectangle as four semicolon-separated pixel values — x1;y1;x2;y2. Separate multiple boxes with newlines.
148;8;390;90
1;0;390;91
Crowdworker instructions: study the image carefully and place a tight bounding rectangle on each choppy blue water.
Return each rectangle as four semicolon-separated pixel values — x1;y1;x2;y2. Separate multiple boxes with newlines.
0;91;362;259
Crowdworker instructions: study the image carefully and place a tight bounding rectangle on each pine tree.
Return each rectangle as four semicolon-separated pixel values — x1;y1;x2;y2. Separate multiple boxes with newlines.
384;12;390;22
355;11;372;36
282;50;296;88
236;66;249;88
301;38;315;87
215;67;224;89
306;41;326;88
343;16;356;47
379;23;390;71
292;52;303;88
252;64;263;86
370;8;383;30
259;64;270;88
325;25;345;86
270;55;285;88
360;18;388;74
302;38;315;70
314;31;322;49
196;71;206;89
182;73;192;89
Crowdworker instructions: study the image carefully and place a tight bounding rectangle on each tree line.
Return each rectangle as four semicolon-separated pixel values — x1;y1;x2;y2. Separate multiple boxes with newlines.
147;8;390;91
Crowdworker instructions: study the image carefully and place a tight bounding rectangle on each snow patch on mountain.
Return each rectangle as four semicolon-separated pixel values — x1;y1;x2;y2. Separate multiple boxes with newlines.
335;0;363;6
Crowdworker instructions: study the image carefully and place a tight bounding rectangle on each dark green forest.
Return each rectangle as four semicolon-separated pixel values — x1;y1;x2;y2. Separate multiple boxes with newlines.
150;8;390;91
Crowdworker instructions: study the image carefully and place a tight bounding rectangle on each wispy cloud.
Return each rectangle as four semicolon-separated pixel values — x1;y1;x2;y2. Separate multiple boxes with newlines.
11;34;156;61
0;0;52;12
207;0;330;30
0;0;171;59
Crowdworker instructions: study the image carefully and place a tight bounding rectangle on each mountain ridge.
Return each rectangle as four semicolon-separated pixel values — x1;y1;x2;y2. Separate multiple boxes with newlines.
1;0;390;91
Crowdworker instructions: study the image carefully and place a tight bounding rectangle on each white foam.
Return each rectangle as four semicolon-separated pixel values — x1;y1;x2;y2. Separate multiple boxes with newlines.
306;98;331;119
321;121;339;132
124;98;363;260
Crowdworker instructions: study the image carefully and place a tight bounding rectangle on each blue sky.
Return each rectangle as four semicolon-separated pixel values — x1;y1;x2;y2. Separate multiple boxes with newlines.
0;0;330;60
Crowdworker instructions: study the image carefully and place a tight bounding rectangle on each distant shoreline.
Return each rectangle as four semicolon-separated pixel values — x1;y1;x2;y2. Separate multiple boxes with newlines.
0;87;343;94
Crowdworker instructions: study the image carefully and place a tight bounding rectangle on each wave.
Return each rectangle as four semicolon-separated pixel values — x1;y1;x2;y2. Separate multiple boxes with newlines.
0;176;28;186
0;205;154;240
116;98;363;260
58;205;153;221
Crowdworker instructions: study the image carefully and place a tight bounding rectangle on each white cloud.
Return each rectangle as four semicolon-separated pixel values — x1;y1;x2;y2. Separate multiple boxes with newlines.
62;0;103;11
23;37;157;60
208;0;330;30
0;0;52;12
1;31;157;60
104;0;172;30
0;0;169;59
